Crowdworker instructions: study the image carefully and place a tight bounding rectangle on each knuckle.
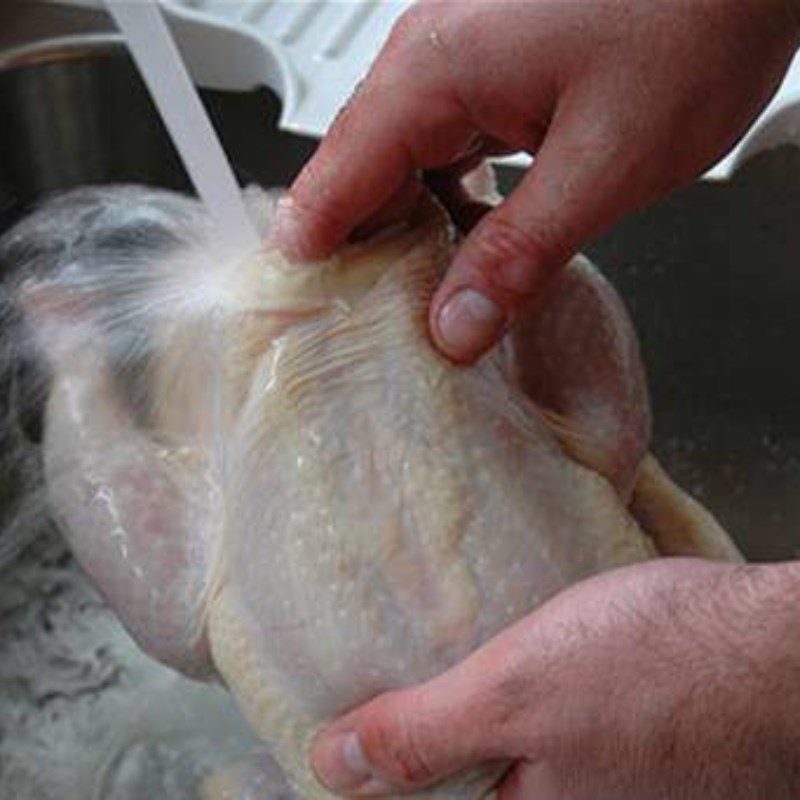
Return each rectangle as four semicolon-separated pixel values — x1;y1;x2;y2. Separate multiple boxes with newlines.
393;721;438;785
484;663;540;754
278;185;348;258
360;696;438;786
384;5;432;56
480;215;547;262
382;1;456;72
288;183;345;233
472;215;560;298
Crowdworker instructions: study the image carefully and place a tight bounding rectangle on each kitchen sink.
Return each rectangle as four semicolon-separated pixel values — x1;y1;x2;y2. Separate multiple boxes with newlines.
0;3;799;799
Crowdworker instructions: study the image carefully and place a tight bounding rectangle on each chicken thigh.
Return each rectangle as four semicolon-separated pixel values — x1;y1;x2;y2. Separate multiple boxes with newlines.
0;185;738;800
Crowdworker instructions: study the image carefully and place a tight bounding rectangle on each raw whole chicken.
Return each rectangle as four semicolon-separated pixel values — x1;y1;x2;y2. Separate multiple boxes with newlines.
0;183;739;800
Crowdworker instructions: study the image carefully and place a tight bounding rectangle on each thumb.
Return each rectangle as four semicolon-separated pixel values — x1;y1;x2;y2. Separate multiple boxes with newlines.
430;102;648;363
310;635;527;796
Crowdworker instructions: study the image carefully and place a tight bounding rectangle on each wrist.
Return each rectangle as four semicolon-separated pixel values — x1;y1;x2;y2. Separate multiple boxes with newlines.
674;562;800;793
715;562;800;652
720;563;800;734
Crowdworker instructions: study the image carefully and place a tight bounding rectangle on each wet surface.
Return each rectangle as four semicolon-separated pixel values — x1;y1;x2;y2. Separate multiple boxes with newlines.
0;22;798;798
1;144;797;798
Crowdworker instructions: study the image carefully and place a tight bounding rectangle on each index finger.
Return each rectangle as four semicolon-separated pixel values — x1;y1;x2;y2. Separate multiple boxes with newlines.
274;16;476;261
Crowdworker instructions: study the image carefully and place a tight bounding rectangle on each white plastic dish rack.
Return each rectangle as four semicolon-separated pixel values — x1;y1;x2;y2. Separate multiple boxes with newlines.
56;0;800;180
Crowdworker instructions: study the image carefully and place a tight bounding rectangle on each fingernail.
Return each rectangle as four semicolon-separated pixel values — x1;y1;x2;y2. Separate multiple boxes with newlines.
313;731;393;795
436;289;506;359
273;197;305;261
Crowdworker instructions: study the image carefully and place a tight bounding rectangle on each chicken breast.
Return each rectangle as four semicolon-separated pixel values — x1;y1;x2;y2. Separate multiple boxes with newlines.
0;185;739;800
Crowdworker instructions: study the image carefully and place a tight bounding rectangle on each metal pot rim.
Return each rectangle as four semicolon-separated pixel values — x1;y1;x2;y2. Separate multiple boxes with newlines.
0;33;126;71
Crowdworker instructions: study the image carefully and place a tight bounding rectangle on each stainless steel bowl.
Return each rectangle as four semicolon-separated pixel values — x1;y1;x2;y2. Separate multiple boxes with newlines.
0;31;317;228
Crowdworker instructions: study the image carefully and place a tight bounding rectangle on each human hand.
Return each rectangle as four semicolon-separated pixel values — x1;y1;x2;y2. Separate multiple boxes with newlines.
275;0;799;362
310;558;800;799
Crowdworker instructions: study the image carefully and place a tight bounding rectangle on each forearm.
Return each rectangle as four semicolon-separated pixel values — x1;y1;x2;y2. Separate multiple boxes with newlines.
695;561;800;794
310;559;800;800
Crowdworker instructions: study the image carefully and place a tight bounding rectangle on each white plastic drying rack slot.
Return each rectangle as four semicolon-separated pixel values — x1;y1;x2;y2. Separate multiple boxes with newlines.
56;0;800;180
